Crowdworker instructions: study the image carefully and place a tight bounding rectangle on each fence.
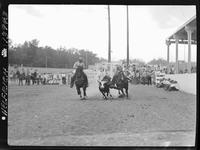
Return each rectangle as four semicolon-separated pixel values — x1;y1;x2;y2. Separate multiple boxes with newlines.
165;73;196;95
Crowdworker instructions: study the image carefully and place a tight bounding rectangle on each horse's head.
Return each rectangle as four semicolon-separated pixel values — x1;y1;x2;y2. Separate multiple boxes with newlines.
75;66;83;77
76;66;83;73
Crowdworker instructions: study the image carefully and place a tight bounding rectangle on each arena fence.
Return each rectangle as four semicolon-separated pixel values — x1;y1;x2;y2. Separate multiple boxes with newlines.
165;73;196;95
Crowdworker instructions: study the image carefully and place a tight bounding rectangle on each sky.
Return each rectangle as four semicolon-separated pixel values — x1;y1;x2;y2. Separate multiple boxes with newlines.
9;5;196;63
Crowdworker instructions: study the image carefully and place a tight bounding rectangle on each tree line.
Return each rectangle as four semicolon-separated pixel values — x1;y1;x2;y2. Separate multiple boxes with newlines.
8;39;106;68
121;58;168;67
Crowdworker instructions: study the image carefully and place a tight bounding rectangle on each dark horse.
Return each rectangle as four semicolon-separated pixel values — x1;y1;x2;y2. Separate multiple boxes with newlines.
71;67;88;100
111;71;129;98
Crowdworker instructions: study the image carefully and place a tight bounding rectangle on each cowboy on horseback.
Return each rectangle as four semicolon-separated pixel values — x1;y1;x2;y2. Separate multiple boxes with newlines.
112;65;124;81
111;65;129;98
70;57;88;88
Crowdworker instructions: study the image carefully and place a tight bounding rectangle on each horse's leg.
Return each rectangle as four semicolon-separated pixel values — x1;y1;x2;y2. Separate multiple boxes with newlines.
83;86;87;99
76;86;82;99
125;87;128;98
121;89;125;96
121;88;125;97
118;89;123;97
79;89;82;99
108;89;113;98
119;88;124;97
109;92;113;98
118;90;121;95
86;75;88;87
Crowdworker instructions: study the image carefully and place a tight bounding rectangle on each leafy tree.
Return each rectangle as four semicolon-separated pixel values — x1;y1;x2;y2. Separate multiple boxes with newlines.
8;39;103;68
148;58;168;66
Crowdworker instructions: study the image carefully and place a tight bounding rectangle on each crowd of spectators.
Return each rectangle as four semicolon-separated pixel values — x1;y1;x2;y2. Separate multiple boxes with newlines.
96;64;167;86
9;63;196;87
122;64;167;86
9;65;72;86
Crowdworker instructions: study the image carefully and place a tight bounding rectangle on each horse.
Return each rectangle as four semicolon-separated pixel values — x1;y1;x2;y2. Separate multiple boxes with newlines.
111;71;129;98
71;67;88;100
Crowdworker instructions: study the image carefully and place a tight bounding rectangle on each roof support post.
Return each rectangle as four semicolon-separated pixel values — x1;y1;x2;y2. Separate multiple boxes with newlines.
185;26;194;73
173;35;180;74
166;40;171;74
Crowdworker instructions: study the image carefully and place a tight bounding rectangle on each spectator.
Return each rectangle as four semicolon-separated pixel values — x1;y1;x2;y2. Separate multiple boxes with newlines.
62;73;66;85
184;69;188;73
146;70;152;86
25;68;31;85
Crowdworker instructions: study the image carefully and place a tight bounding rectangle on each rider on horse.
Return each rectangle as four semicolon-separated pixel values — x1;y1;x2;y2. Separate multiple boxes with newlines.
114;65;124;79
112;65;131;85
70;57;88;88
108;65;123;88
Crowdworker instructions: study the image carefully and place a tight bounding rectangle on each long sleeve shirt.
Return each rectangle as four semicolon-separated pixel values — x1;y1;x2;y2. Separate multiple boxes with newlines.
96;71;106;82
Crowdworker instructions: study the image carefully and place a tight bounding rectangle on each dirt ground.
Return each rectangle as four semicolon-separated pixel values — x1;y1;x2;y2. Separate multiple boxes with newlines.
8;80;196;146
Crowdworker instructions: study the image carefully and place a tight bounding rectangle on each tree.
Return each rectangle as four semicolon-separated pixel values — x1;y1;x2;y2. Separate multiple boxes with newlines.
121;58;145;66
8;39;103;68
148;58;168;66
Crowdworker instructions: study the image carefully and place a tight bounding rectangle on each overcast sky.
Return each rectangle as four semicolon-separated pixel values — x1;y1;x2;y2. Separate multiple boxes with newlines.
9;5;196;63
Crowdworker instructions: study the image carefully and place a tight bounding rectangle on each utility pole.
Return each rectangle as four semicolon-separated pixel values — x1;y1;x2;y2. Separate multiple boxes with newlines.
45;55;47;68
85;51;88;69
108;5;111;63
126;5;129;67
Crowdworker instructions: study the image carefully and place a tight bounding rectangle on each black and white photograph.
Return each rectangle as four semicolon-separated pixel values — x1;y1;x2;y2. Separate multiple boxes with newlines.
7;4;196;146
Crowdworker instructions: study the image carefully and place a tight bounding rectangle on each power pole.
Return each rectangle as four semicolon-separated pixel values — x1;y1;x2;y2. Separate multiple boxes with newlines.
126;5;130;67
108;5;111;63
45;55;47;68
85;51;88;69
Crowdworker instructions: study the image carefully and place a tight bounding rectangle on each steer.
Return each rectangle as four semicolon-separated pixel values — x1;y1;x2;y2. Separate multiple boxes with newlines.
98;76;113;100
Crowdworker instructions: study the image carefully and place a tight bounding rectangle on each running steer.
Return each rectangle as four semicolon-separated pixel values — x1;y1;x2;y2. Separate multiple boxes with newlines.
98;76;112;100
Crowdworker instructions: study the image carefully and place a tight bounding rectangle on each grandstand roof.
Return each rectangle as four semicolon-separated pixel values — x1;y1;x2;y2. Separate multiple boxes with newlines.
166;15;196;44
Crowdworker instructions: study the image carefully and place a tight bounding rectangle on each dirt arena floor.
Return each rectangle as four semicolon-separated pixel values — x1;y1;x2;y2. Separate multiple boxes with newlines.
8;80;196;146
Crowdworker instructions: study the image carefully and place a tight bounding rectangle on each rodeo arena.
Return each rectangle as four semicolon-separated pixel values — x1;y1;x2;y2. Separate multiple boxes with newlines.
9;62;183;91
8;12;196;146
